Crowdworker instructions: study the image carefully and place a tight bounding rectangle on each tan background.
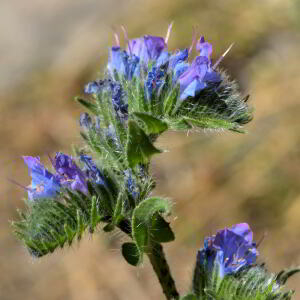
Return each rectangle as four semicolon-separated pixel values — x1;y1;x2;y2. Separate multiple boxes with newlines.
1;0;300;299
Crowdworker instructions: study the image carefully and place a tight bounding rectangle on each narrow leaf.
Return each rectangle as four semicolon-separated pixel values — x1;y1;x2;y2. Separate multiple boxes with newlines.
75;96;98;113
184;116;240;131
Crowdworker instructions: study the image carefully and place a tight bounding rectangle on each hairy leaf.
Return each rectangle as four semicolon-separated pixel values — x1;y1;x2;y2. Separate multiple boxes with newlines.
126;120;162;168
133;112;168;134
131;197;172;264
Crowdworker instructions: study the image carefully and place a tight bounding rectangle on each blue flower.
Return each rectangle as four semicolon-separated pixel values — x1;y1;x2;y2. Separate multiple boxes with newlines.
23;156;61;201
169;48;189;69
178;56;209;100
109;81;128;113
52;152;88;195
79;112;92;130
107;47;140;80
196;223;258;278
177;37;222;100
127;35;167;64
124;169;139;200
145;66;165;100
79;155;106;186
84;79;106;94
196;36;212;59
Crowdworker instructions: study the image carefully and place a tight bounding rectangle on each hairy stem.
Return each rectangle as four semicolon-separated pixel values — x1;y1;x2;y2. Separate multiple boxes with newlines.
147;242;179;300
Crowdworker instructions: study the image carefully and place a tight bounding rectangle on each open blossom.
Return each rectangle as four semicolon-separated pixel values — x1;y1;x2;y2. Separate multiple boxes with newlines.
23;153;94;200
127;35;167;64
196;223;258;278
23;156;61;201
178;36;221;100
52;152;89;195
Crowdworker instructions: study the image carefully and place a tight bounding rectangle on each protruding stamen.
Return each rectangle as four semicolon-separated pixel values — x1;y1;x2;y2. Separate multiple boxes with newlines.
121;25;132;55
188;26;198;55
212;43;234;69
165;21;174;44
110;26;120;47
7;178;30;191
256;231;267;248
47;153;55;168
114;32;120;47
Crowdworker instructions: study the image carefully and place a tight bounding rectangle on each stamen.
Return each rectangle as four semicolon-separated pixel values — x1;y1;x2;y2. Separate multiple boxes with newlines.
121;25;132;55
212;43;234;69
165;21;174;44
256;231;267;248
110;25;120;47
114;32;120;47
7;178;30;191
47;153;55;168
188;26;198;55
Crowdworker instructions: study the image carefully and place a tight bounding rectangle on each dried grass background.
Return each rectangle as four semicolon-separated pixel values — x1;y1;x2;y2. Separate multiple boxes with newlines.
1;0;300;299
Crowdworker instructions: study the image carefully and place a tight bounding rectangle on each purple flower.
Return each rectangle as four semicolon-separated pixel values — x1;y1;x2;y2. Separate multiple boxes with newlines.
79;112;92;130
79;155;106;186
23;156;61;201
176;36;222;100
109;81;128;113
197;223;258;278
145;66;165;100
52;152;88;195
178;56;209;100
107;47;129;79
84;79;106;94
124;170;139;200
127;35;167;64
169;48;189;69
107;47;140;80
196;36;213;59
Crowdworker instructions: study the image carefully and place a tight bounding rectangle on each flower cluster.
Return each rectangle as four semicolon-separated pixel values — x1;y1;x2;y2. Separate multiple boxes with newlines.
84;25;224;113
23;153;105;200
196;223;258;278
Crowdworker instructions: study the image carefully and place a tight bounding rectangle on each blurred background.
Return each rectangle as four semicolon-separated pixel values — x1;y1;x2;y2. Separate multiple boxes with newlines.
1;0;300;299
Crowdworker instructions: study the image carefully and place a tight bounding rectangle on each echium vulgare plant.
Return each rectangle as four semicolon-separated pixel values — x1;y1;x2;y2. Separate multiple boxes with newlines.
12;24;299;300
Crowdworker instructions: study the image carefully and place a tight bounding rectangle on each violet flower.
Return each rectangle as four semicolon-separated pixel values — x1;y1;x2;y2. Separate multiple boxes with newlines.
197;223;258;278
52;152;89;195
145;66;165;100
23;156;61;201
79;155;106;186
84;79;106;94
178;36;221;100
127;35;167;64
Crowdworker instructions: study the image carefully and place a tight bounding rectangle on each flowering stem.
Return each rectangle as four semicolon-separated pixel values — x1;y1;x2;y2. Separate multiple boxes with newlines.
147;242;179;300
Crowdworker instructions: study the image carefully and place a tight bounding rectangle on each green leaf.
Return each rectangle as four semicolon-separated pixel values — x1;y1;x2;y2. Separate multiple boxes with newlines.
75;96;98;113
276;267;300;284
133;112;168;134
126;120;162;168
184;116;242;131
150;213;175;243
180;294;197;300
121;242;140;266
132;197;172;264
103;223;115;232
168;119;192;130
